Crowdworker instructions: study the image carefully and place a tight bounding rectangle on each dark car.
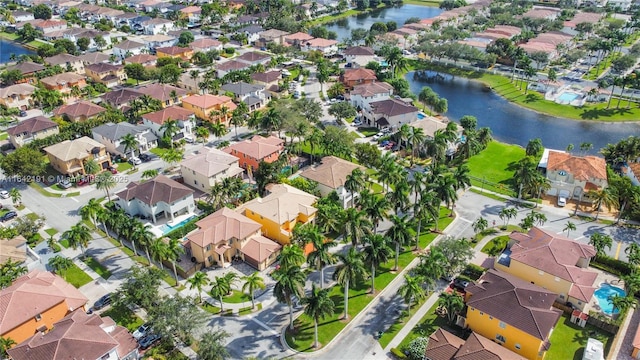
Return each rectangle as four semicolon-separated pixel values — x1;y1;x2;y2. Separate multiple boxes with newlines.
19;110;27;117
139;153;151;162
452;278;470;291
138;333;161;350
107;166;118;174
0;211;17;222
93;293;112;310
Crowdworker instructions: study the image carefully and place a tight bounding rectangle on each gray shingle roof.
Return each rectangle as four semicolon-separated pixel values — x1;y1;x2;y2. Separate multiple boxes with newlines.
220;82;264;96
92;122;154;141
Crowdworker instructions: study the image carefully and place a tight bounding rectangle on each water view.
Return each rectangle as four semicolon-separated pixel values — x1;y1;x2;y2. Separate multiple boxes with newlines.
0;39;34;64
324;4;443;41
406;71;640;154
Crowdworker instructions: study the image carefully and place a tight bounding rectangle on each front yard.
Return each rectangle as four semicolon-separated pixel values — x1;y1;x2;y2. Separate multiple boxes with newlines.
467;141;525;197
546;315;614;360
64;263;93;288
102;304;145;332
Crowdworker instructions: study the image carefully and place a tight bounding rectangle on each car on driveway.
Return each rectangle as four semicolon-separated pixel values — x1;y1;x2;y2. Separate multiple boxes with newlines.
452;278;470;291
0;189;9;199
93;293;112;310
352;119;362;126
132;323;152;341
107;166;118;174
138;333;161;350
128;157;142;166
58;179;72;189
372;132;384;140
0;211;17;222
139;153;151;162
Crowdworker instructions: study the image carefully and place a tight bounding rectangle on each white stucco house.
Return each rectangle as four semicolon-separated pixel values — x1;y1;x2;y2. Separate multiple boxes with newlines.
141;106;197;142
91;122;157;157
180;147;244;191
299;156;365;208
349;82;394;112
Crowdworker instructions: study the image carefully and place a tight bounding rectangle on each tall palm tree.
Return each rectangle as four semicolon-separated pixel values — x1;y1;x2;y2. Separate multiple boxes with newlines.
48;255;74;280
187;271;209;304
307;229;336;289
387;214;413;271
302;284;335;348
434;173;457;216
149;238;168;270
386;179;410;215
196;330;230;360
344;168;366;208
95;171;116;201
121;133;139;163
333;247;367;320
625;242;640;267
165;238;184;285
399;274;426;312
62;223;92;259
160;119;180;148
279;244;305;270
79;198;102;229
359;190;389;233
407;127;425;165
273;265;306;330
563;221;576;237
242;272;266;309
363;234;392;294
588;187;617;220
8;188;21;206
385;46;408;78
210;273;237;312
589;232;613;257
129;221;153;259
413;191;439;249
608;294;637;315
342;207;372;247
438;292;465;324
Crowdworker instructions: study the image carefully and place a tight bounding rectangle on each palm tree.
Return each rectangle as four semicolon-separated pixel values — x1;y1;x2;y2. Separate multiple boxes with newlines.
386;178;410;215
187;271;209;303
589;232;613;257
95;171;116;200
498;207;517;227
407;127;425;165
608;294;637;315
83;159;100;175
307;228;336;289
273;265;306;330
79;198;102;229
342;207;372;247
413;192;439;250
387;214;413;271
48;255;74;280
160;119;180;148
359;190;390;233
563;221;576;237
197;330;230;360
344;168;366;208
130;222;155;264
363;234;392;294
209;273;237;312
302;284;335;348
9;188;21;206
121;133;139;163
625;242;640;267
588;187;617;220
149;238;168;269
399;274;426;312
210;121;227;140
165;238;184;285
62;223;92;259
0;337;16;359
611;176;640;224
333;247;367;320
385;46;408;78
189;70;201;94
438;292;465;324
279;244;305;270
472;217;488;239
195;126;210;144
434;173;458;216
242;272;266;309
142;169;159;179
159;148;184;168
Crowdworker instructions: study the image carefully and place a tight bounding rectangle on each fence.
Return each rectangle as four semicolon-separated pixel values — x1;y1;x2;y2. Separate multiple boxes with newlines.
552;302;619;334
469;175;517;198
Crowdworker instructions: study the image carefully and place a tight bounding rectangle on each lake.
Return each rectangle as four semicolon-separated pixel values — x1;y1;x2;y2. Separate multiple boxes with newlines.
0;39;34;64
405;71;640;154
324;4;443;41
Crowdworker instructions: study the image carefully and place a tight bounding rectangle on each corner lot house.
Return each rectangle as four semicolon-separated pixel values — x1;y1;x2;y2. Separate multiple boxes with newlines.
92;122;158;157
116;175;195;223
53;101;107;122
541;150;608;202
300;156;364;208
238;183;317;245
185;207;281;270
0;270;88;344
341;68;377;89
44;136;112;176
8;310;138;360
7;116;59;148
180;147;244;191
224;135;283;170
142;106;196;140
349;82;394;112
0;83;36;110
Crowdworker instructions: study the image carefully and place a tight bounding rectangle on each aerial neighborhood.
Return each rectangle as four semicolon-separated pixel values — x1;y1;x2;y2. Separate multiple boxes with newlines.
0;0;640;359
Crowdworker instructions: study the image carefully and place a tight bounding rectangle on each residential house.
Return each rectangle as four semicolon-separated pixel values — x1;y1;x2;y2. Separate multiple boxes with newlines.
142;34;178;51
238;184;317;245
177;71;204;94
464;269;562;360
39;72;87;95
300;156;364;208
115;175;195;223
255;29;289;48
135;83;188;107
216;60;251;78
363;98;419;130
113;40;147;59
63;28;112;52
0;83;36;110
540;150;608;202
238;25;264;44
231;14;257;26
44;136;112;176
190;38;223;53
0;270;88;344
85;63;127;88
180;5;201;24
181;94;237;124
220;82;268;112
44;53;85;74
349;82;394;112
12;10;34;22
34;19;67;34
53;101;107;122
142;106;196;141
495;227;598;311
124;53;158;67
343;46;376;68
341;68;377;89
0;236;38;271
284;32;314;46
156;46;194;61
92;121;157;157
79;52;111;66
6;62;45;85
186;208;281;270
390;27;418;48
235;51;271;66
251;70;282;95
7;116;59;148
425;328;526;360
101;88;143;109
180;147;244;191
143;18;174;35
224;135;283;170
302;38;338;55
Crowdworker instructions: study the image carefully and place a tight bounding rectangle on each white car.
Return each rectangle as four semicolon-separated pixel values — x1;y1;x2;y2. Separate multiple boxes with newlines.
557;196;567;207
132;323;152;341
372;132;384;140
0;189;8;199
128;157;142;166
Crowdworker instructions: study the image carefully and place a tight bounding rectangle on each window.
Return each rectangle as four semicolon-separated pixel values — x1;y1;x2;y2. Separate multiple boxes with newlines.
559;170;567;176
515;344;521;350
479;311;484;316
495;334;506;343
35;314;42;321
499;321;506;329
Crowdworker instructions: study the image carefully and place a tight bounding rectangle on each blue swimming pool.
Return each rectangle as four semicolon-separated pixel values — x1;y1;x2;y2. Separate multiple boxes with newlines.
160;215;197;235
594;283;625;315
557;92;580;103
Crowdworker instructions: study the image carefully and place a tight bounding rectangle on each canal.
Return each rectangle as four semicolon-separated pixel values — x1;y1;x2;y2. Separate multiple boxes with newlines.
0;39;34;64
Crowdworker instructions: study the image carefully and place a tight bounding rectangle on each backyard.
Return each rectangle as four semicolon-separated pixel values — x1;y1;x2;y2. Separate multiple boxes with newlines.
546;315;614;360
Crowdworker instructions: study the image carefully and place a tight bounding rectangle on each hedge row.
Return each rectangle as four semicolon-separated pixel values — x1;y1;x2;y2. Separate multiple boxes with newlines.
591;255;634;276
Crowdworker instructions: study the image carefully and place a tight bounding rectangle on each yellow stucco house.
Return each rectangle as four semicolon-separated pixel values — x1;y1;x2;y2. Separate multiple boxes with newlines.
495;227;598;311
464;269;562;360
237;184;317;245
44;136;111;176
181;94;237;125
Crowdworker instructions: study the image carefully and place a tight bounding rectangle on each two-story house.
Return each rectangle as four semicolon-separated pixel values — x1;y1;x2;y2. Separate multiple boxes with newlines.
0;270;88;344
101;88;143;109
300;156;364;208
115;175;195;223
44;136;112;176
79;52;111;66
85;63;127;88
5;62;45;85
63;28;112;52
364;98;419;130
135;83;188;108
142;18;174;35
302;38;338;55
185;208;281;270
124;54;158;68
179;5;201;25
495;227;599;311
8;310;138;360
542;150;608;204
181;94;237;124
216;60;251;78
190;38;222;53
250;70;282;95
284;32;314;47
341;68;377;89
424;328;526;360
156;46;194;61
180;147;244;191
220;82;268;112
464;270;562;360
238;184;317;245
53;101;107;122
343;46;377;68
113;40;147;60
235;51;271;67
349;82;394;112
142;34;178;52
223;135;283;170
92;122;157;157
142;106;196;141
255;29;289;48
44;53;85;74
33;19;67;35
7;116;59;148
0;83;36;110
237;25;264;44
11;10;34;22
39;72;87;95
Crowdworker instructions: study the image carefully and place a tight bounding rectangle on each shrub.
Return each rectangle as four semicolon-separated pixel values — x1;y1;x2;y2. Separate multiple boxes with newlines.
405;337;429;360
390;348;407;359
591;255;633;276
225;47;234;54
462;263;486;280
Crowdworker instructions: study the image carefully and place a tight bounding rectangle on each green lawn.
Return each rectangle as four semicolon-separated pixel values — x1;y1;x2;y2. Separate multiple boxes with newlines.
466;141;525;197
546;315;614;360
223;290;251;304
150;147;170;157
102;304;145;332
26;212;40;221
395;301;463;351
480;235;509;255
0;31;20;41
44;228;58;236
59;239;70;248
0;132;8;141
64;263;93;288
115;162;133;172
83;257;112;279
200;303;222;315
358;127;379;137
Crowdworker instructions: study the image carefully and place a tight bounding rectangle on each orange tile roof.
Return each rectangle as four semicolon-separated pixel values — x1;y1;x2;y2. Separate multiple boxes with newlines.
342;68;377;82
182;94;236;110
224;135;283;160
546;151;607;181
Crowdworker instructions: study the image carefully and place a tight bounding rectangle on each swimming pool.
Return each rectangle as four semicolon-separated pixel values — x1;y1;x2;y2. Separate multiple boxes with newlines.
594;283;626;315
160;215;197;235
557;91;580;103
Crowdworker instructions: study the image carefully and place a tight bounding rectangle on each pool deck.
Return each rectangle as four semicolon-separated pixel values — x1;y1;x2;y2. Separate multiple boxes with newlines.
147;212;198;238
584;269;624;316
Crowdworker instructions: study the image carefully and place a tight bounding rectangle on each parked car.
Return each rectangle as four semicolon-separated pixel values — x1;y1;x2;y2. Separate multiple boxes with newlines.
558;189;570;207
372;132;384;140
76;177;91;186
0;189;9;199
58;179;72;189
132;323;152;341
93;293;112;310
139;153;151;162
138;333;161;350
352;119;362;126
128;157;142;166
452;278;470;291
19;110;27;117
0;211;17;222
107;166;118;174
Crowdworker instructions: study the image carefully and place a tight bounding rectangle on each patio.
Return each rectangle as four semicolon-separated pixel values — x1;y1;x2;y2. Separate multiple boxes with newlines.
146;211;199;239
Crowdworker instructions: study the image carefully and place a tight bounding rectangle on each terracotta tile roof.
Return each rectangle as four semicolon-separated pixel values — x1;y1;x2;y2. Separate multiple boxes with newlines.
157;46;192;56
40;72;86;87
53;101;106;120
342;68;377;82
7;61;45;75
101;88;143;107
190;38;222;49
188;207;262;248
259;29;289;39
425;328;464;360
85;63;122;74
116;175;193;206
223;135;283;161
124;54;157;64
0;270;88;336
546;151;607;181
180;5;201;13
143;106;194;124
370;98;419;117
0;236;27;264
465;270;562;341
251;70;282;83
182;94;236;110
235;51;271;63
350;82;393;97
135;83;187;102
305;37;338;47
300;156;364;189
0;83;36;98
455;332;527;360
115;39;146;50
238;183;317;224
44;53;82;66
78;52;110;64
286;32;314;41
44;136;105;162
217;60;249;71
180;147;241;178
7;116;57;136
240;235;281;263
344;46;375;56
